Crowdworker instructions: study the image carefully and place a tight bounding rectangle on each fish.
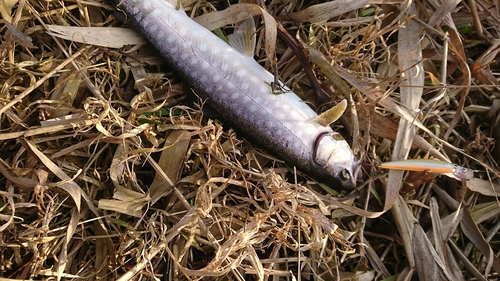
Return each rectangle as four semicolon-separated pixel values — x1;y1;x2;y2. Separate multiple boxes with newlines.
114;0;358;189
380;159;474;181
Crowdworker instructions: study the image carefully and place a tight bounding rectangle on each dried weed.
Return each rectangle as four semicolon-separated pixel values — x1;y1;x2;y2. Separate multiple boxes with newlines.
0;0;499;280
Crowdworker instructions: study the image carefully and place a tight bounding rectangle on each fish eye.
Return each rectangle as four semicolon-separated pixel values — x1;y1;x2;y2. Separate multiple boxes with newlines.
338;169;351;182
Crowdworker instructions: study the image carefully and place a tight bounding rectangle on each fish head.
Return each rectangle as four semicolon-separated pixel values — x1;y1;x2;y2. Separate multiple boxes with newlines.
313;132;358;190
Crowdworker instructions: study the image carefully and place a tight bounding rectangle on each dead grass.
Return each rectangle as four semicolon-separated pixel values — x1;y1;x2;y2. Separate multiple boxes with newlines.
0;0;499;280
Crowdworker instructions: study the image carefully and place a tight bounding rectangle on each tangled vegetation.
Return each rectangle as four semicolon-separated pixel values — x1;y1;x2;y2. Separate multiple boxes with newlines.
0;0;499;280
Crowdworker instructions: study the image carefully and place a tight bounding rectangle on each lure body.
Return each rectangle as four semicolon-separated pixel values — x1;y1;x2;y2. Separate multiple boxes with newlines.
114;0;357;189
380;159;474;181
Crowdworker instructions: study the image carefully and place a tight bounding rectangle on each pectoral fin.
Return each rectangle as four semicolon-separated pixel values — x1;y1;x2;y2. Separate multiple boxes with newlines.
228;17;256;57
311;99;347;127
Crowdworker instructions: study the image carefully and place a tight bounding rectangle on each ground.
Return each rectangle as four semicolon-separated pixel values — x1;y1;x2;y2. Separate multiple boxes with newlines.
0;0;499;280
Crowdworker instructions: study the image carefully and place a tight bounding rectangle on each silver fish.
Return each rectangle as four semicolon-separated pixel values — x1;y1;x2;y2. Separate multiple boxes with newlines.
114;0;358;189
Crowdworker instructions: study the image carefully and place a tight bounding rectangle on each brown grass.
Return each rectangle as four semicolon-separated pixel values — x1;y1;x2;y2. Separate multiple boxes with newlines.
1;0;499;280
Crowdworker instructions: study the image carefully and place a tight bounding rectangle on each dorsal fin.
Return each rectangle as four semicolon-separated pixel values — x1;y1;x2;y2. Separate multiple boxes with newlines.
177;1;186;14
228;17;256;57
164;0;176;8
164;0;185;14
311;99;347;127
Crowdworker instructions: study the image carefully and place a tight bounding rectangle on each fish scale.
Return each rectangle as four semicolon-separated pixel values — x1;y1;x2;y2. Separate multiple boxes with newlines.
115;0;357;189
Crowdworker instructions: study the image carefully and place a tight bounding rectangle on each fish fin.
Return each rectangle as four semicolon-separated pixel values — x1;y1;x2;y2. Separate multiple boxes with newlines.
177;1;186;14
164;0;185;14
311;99;347;127
228;17;256;57
163;0;176;8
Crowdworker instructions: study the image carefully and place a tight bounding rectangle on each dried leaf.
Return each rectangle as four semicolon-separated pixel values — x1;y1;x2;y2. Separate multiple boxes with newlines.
56;207;80;281
98;186;149;217
277;0;370;23
0;0;18;23
46;25;147;48
5;20;35;48
149;130;191;203
467;178;500;196
22;139;82;211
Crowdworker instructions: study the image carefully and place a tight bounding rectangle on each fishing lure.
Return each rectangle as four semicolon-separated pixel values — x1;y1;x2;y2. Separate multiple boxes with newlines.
380;159;474;181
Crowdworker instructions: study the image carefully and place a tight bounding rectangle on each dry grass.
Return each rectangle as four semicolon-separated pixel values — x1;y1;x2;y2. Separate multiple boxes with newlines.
1;0;499;280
